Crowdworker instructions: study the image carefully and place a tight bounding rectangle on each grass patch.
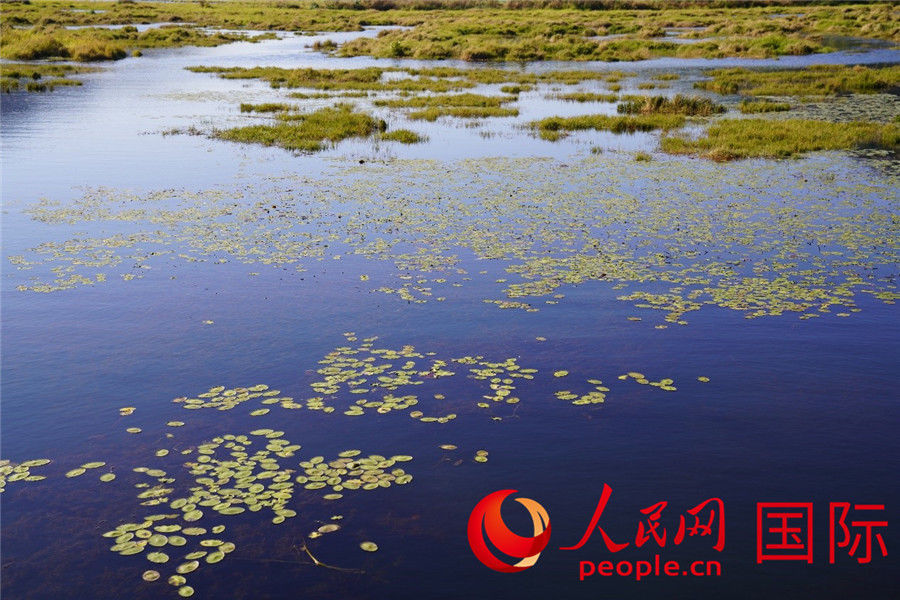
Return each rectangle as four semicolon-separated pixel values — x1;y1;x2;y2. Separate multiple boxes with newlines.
1;2;895;64
695;65;900;97
381;129;425;144
531;113;685;140
1;25;272;61
216;104;386;152
739;100;791;114
187;66;475;93
500;84;531;94
0;62;99;92
555;92;619;103
407;106;519;121
240;102;296;113
661;118;900;160
188;65;638;97
374;93;515;108
617;94;725;116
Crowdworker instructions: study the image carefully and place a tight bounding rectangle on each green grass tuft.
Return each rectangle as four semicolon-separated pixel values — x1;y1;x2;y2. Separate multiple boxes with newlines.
381;129;425;144
739;100;791;114
695;65;900;97
531;113;685;140
661;118;899;160
617;94;725;116
217;104;386;152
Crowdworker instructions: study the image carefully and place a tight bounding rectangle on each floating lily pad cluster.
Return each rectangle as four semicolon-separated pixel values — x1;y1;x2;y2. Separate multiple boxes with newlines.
184;431;299;521
617;371;677;391
102;510;234;598
296;450;414;499
174;384;292;413
86;420;419;596
555;379;610;405
11;157;896;325
65;461;107;478
0;458;50;492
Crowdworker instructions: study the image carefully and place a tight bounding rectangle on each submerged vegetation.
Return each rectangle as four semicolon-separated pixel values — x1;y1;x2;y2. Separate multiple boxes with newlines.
661;119;900;160
216;104;386;152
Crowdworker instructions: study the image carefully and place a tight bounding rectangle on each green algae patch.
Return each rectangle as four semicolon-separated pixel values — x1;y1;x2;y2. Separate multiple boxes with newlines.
216;104;386;152
531;113;685;140
661;119;900;160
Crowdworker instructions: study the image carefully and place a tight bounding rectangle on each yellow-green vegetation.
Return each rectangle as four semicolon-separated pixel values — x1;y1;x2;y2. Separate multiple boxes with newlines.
617;94;725;116
531;113;685;140
187;65;473;92
0;458;51;492
12;156;899;321
375;93;516;109
239;102;296;113
375;92;519;120
1;25;273;61
1;1;894;64
555;91;619;102
1;62;99;92
695;65;900;96
216;104;386;152
187;65;632;93
661;118;900;160
410;106;519;120
739;99;791;113
90;415;420;594
381;129;426;143
336;3;896;61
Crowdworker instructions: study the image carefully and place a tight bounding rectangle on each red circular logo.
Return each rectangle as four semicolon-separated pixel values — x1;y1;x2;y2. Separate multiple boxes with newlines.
467;489;551;573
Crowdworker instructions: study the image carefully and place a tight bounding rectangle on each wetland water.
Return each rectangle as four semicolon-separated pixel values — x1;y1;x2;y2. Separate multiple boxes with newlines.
1;30;898;600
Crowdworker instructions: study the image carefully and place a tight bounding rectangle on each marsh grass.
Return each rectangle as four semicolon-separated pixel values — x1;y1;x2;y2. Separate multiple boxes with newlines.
240;102;296;113
1;2;894;64
739;100;791;114
216;104;386;152
695;65;900;97
380;129;426;143
1;25;271;61
555;92;619;103
374;93;516;108
617;94;725;116
661;118;900;160
187;66;474;92
531;113;685;140
407;106;519;121
0;62;99;92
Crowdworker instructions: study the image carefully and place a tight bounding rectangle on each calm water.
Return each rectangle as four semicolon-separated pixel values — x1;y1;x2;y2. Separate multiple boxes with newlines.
1;31;898;600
